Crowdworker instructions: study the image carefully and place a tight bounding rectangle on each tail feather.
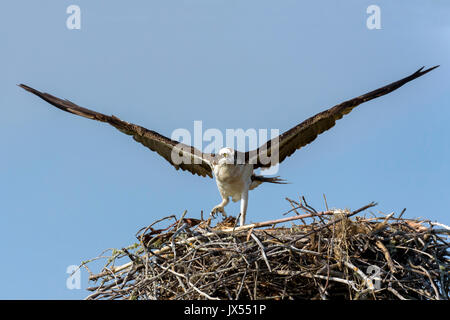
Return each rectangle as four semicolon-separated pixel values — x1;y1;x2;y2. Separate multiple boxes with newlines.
250;175;288;190
251;175;288;184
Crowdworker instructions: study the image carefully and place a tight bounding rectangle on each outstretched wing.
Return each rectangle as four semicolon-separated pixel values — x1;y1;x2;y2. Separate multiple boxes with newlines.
19;84;214;178
246;66;439;168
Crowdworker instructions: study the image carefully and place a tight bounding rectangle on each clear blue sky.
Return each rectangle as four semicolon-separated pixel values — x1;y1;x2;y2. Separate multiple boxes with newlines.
1;1;449;299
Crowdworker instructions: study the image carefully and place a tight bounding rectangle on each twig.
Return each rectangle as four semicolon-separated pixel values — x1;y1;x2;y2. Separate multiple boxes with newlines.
250;233;272;272
82;198;449;300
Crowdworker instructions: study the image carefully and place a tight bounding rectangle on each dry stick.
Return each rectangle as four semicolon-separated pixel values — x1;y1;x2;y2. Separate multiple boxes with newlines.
176;210;188;230
154;261;219;300
281;204;303;216
93;201;376;284
250;233;272;272
285;198;307;225
418;265;441;300
398;208;407;219
135;215;176;239
253;261;259;299
288;202;377;245
235;269;247;300
323;194;329;211
343;260;375;291
387;286;407;300
395;245;435;259
275;270;359;291
302;196;318;214
370;212;395;235
175;272;244;300
375;240;397;274
90;202;440;301
171;213;188;262
93;222;447;300
298;196;327;225
89;209;344;281
429;221;450;231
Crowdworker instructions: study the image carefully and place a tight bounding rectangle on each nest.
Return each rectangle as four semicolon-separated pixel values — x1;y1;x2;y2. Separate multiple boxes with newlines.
81;198;449;300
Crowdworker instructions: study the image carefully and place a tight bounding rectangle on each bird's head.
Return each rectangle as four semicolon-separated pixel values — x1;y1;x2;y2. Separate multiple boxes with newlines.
218;147;235;165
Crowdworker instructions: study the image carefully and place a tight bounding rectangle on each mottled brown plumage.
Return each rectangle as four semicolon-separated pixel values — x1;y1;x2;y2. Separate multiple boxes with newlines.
246;66;439;168
19;84;214;178
19;66;437;173
19;66;438;225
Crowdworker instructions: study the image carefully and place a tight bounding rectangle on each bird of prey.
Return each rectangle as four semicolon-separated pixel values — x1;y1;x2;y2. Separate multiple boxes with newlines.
19;66;438;225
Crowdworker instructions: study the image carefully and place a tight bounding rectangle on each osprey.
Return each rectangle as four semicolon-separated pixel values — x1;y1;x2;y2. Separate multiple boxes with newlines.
19;66;438;225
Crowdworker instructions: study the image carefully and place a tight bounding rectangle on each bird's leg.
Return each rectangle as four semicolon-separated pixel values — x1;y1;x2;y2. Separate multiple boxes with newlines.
211;197;229;219
239;189;249;226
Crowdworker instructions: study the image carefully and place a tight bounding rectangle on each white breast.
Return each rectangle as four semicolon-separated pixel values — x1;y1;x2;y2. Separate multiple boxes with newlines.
213;163;253;202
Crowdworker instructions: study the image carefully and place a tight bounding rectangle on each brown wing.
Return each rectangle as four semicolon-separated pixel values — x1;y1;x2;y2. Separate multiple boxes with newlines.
247;66;439;168
19;84;213;178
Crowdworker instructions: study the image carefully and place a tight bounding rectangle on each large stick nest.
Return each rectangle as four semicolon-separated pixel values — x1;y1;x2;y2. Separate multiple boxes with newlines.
81;198;449;300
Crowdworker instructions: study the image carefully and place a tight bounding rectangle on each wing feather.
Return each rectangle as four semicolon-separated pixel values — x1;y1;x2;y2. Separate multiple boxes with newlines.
19;84;213;178
247;66;439;168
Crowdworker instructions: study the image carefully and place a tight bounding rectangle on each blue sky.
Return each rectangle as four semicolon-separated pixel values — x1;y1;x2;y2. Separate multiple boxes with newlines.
1;1;449;299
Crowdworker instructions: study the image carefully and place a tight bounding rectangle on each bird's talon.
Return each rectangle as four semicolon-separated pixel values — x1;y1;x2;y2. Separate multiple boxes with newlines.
210;206;226;219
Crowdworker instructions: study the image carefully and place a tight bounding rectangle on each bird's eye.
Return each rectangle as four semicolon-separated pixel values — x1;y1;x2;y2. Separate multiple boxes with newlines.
224;153;228;157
